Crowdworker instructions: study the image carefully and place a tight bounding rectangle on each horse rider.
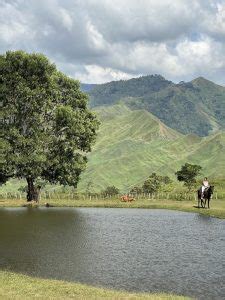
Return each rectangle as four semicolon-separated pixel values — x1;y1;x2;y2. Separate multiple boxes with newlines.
201;177;209;200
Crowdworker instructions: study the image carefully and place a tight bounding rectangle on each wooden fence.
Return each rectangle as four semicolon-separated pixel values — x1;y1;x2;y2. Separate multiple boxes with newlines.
0;191;224;201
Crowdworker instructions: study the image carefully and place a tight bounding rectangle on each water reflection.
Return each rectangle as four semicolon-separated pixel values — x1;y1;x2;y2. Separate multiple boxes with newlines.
0;208;225;300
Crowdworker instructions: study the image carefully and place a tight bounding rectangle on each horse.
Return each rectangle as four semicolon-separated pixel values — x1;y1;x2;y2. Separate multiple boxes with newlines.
197;186;214;209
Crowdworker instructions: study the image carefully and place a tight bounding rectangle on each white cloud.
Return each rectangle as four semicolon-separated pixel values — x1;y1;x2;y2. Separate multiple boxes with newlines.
202;2;225;39
58;8;73;31
75;65;135;84
0;1;32;47
176;37;224;71
86;20;108;52
0;0;225;85
85;0;201;42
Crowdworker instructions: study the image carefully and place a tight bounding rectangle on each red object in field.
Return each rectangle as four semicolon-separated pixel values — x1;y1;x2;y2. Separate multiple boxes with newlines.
120;195;135;202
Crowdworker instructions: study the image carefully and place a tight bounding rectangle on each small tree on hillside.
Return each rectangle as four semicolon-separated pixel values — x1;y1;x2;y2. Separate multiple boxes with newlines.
85;180;94;196
142;173;172;193
162;175;172;185
0;51;99;201
175;163;202;190
102;186;120;197
142;173;164;193
130;186;143;194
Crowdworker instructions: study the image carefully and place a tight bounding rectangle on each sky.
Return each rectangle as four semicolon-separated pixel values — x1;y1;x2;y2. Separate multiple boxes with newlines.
0;0;225;84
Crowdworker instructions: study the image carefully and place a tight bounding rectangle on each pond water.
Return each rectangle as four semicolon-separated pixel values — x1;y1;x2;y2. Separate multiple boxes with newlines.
0;208;224;299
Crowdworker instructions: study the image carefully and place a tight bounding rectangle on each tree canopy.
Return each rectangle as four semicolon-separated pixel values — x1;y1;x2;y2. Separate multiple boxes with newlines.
102;186;120;197
175;163;202;190
0;50;99;200
142;173;171;193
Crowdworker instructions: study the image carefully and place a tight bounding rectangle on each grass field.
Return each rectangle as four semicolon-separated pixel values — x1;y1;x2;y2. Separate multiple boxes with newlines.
0;197;224;219
0;270;190;300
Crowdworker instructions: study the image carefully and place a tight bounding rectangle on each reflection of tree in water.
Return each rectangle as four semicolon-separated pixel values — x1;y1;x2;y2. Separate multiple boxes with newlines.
0;208;90;280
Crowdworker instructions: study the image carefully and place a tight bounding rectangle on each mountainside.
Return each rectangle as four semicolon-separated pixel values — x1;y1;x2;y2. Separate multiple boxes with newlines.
86;75;225;136
77;104;225;192
88;75;172;106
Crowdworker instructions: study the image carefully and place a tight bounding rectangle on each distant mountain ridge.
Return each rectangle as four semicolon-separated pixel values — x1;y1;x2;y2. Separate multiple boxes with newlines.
82;75;225;136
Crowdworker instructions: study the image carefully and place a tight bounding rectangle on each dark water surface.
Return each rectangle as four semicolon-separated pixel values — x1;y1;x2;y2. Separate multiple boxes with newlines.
0;208;225;299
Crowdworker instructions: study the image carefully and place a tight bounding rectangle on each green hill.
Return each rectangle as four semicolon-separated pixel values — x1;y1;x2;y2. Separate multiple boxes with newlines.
77;105;225;192
86;75;225;136
185;132;225;177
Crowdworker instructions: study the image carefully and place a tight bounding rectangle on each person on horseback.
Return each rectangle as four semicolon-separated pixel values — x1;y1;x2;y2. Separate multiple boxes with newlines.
201;177;209;200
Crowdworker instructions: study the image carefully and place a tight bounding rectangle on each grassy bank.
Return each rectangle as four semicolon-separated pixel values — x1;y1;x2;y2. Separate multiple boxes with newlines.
0;197;225;218
0;270;189;299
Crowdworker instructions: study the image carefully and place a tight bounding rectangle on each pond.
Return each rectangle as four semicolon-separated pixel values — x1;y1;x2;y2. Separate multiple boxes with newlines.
0;208;224;299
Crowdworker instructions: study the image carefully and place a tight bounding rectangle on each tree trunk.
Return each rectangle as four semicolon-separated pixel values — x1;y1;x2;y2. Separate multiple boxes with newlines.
26;177;40;202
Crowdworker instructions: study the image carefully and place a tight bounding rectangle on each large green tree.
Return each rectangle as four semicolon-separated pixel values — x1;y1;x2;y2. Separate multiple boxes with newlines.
0;51;99;201
175;163;202;190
